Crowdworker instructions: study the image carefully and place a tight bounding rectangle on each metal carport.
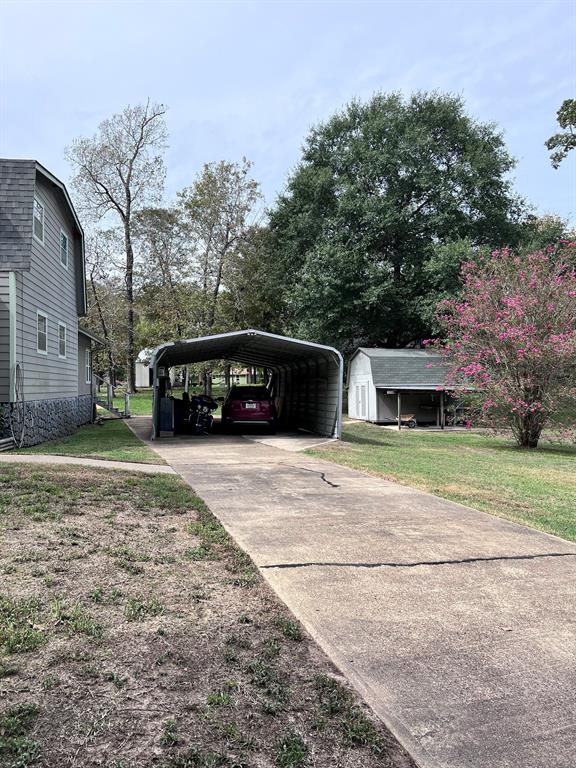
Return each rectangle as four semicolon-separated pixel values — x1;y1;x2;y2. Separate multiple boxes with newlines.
149;329;343;439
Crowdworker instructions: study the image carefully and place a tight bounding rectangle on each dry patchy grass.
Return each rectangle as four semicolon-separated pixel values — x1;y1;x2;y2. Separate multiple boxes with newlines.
0;463;414;768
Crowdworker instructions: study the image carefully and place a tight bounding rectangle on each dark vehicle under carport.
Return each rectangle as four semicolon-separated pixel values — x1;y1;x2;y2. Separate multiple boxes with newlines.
149;329;343;439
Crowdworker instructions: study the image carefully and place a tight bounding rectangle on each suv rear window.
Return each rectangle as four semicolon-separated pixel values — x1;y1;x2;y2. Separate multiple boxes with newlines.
228;386;271;400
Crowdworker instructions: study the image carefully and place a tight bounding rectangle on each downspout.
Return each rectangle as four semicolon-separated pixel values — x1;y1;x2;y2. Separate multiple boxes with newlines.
8;272;16;402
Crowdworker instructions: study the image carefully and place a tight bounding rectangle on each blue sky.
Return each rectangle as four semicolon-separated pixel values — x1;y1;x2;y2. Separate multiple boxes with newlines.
1;0;575;222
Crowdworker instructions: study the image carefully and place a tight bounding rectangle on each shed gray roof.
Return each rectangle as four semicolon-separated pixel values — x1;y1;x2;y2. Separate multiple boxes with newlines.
353;348;448;389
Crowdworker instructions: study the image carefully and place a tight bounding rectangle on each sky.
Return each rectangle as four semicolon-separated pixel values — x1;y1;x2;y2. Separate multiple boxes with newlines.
0;0;575;223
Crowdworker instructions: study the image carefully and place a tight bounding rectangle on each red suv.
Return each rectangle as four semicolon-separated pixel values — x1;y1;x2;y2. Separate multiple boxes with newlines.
221;386;277;432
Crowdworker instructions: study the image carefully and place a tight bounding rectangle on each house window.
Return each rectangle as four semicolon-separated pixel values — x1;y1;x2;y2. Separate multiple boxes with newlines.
85;349;91;384
37;311;48;354
60;230;69;268
33;199;44;243
58;323;67;358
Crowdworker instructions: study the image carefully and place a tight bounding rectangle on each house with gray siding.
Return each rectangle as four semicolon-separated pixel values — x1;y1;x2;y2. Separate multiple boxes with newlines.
0;159;97;446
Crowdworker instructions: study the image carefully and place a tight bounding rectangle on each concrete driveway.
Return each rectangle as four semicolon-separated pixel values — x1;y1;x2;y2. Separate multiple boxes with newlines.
130;418;576;768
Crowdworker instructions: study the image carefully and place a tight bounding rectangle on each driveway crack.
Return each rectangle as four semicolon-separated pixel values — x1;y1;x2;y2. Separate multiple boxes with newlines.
281;463;340;488
261;551;576;570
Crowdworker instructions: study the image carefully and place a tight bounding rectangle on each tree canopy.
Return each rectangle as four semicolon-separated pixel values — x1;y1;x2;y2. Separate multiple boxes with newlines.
268;91;525;352
546;98;576;168
66;101;168;391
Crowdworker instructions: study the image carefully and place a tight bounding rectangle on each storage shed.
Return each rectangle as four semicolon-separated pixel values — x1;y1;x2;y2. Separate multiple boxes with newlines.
348;348;450;428
149;329;343;439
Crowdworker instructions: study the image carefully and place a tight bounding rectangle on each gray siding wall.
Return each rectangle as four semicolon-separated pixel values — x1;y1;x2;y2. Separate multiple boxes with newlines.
0;160;35;271
0;273;9;400
17;174;80;400
78;333;92;395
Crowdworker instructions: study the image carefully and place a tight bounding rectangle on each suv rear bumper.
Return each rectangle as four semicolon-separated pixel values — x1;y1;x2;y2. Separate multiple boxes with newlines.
223;418;276;425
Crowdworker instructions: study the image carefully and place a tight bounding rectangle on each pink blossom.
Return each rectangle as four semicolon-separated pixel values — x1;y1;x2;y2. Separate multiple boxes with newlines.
435;246;576;447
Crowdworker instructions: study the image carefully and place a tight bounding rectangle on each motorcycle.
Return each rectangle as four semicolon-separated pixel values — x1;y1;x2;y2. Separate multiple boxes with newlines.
188;393;219;435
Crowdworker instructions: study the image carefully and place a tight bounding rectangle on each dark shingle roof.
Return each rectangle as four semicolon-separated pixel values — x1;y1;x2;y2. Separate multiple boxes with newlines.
0;159;36;270
355;348;448;389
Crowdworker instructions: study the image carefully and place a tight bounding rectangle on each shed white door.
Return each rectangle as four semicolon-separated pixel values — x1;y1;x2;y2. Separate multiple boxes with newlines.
356;384;367;419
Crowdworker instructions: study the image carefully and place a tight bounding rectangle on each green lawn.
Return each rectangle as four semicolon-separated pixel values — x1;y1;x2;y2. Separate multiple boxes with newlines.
310;423;576;542
13;419;163;465
113;387;154;415
112;387;225;416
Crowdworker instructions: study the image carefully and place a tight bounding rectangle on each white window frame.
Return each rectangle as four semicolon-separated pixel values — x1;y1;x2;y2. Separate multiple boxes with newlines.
85;349;92;385
58;322;67;359
33;198;44;244
60;229;69;269
36;310;48;355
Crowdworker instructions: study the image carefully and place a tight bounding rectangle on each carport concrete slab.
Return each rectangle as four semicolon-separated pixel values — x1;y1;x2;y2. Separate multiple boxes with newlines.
130;417;576;768
241;432;338;452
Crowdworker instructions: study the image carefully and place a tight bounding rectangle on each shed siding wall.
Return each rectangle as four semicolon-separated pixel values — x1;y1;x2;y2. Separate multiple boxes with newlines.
0;273;10;400
348;353;375;420
135;362;151;388
20;174;80;400
368;382;377;421
377;391;398;422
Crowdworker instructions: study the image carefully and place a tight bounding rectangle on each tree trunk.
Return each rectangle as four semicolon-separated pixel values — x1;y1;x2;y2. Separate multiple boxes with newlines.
109;361;117;388
89;270;116;386
516;414;544;449
124;221;137;394
224;363;231;390
202;367;213;396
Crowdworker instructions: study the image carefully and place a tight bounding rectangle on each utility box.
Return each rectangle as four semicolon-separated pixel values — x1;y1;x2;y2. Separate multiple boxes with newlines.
159;397;174;437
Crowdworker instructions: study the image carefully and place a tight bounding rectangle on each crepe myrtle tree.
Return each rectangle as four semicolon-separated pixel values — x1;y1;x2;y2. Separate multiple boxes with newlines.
434;243;576;448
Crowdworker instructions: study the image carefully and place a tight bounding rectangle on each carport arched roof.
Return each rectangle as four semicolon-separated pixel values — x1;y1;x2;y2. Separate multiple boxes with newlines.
150;329;342;371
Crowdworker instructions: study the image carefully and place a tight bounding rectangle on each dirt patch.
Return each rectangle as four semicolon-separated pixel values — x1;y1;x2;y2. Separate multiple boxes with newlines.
0;463;415;768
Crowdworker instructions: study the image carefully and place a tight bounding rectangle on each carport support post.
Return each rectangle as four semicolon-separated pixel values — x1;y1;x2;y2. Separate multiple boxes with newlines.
397;391;402;431
440;390;445;430
151;359;159;439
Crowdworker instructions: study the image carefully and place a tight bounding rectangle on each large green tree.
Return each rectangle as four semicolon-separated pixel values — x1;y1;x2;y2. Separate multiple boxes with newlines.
269;92;525;351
